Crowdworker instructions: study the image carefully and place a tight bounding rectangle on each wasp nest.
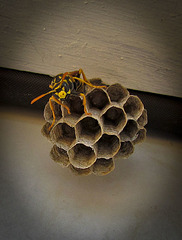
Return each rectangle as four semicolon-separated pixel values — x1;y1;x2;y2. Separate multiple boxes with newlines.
42;79;147;176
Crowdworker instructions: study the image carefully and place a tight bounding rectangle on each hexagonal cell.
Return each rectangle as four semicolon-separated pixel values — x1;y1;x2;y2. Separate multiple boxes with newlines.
89;78;107;86
68;143;96;169
41;122;51;139
95;134;120;158
124;95;144;119
86;88;110;111
76;116;102;145
50;123;76;149
133;128;147;145
69;95;84;116
120;120;138;141
69;165;92;176
114;141;134;159
137;109;148;127
102;106;127;132
50;145;70;167
44;101;62;122
107;83;129;103
92;158;115;176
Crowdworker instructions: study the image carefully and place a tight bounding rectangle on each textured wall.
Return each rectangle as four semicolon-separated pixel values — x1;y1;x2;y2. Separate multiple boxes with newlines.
0;0;182;97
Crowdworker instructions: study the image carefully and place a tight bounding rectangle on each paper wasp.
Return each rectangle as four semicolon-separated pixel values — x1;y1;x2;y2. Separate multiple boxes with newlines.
31;69;106;131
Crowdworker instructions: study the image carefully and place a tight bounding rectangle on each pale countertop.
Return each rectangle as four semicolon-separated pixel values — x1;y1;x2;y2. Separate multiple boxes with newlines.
0;106;182;240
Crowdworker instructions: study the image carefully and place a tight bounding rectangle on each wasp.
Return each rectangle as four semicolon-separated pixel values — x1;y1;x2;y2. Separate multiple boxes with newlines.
31;69;106;131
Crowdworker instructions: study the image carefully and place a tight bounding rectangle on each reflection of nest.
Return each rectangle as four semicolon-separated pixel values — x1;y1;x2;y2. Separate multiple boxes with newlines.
42;79;147;176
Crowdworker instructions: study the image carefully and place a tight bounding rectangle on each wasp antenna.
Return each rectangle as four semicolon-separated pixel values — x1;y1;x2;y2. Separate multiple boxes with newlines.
31;90;55;104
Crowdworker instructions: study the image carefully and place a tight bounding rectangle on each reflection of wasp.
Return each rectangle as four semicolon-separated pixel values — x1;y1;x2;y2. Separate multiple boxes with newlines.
31;69;106;131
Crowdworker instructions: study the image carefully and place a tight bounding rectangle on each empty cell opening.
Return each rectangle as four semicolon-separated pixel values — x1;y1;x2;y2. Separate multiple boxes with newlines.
133;128;146;145
51;123;76;146
93;158;114;176
41;122;51;139
124;96;143;118
137;109;148;127
116;141;134;158
103;107;126;129
89;78;106;86
120;120;138;140
69;144;96;169
69;165;92;176
69;95;84;116
96;134;120;157
50;145;70;167
76;117;101;142
86;89;109;110
107;83;128;102
44;101;62;122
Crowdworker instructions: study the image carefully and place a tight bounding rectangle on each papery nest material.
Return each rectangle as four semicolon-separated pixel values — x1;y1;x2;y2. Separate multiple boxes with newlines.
42;79;147;176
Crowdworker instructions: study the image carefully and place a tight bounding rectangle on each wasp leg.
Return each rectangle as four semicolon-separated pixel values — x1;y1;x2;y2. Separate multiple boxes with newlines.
79;68;88;82
74;76;106;89
52;95;71;115
69;69;105;88
79;68;107;88
53;72;68;89
31;90;55;104
68;70;80;77
48;96;71;131
80;93;91;115
48;96;57;131
69;69;93;85
61;72;69;80
54;72;68;89
73;68;106;89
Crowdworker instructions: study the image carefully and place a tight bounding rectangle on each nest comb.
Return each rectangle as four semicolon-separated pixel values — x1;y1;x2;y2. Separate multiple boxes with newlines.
42;79;147;176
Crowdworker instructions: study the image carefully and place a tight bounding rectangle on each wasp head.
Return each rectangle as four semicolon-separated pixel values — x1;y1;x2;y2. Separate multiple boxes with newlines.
55;81;71;101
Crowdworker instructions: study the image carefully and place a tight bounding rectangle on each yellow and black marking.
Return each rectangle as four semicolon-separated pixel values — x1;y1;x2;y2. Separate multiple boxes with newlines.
31;69;106;131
